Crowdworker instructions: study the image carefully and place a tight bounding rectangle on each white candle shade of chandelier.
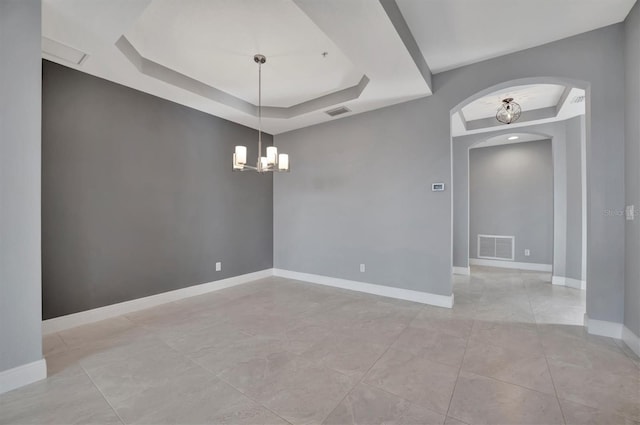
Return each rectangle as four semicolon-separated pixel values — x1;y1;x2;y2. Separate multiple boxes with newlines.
233;54;290;173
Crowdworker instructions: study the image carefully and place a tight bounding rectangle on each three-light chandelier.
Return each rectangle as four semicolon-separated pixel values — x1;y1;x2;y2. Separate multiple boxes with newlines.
233;54;290;173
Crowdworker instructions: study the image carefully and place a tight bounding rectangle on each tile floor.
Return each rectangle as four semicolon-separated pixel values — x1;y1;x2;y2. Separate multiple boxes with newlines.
1;267;638;424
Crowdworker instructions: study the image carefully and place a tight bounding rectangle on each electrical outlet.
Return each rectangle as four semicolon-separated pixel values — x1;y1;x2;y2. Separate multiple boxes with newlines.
524;249;530;257
216;262;222;271
360;264;365;273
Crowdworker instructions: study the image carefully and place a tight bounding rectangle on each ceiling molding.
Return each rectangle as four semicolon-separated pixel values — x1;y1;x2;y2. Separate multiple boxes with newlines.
116;35;370;120
43;0;432;134
379;0;432;92
555;86;574;116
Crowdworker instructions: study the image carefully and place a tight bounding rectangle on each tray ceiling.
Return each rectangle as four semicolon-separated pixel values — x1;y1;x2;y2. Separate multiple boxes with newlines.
42;0;432;134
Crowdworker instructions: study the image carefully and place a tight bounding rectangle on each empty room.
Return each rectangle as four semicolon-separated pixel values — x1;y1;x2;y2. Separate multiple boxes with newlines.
1;0;639;424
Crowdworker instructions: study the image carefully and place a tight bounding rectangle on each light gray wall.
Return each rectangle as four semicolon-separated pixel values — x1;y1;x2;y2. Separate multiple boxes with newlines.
565;115;585;281
42;61;273;319
276;24;626;323
453;121;567;272
552;130;568;277
469;141;554;264
0;0;43;372
624;2;640;337
438;25;627;324
274;97;452;295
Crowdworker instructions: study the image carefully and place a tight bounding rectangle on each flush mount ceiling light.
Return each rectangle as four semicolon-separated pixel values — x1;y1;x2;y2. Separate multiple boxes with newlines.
507;136;519;140
233;54;290;173
496;98;522;125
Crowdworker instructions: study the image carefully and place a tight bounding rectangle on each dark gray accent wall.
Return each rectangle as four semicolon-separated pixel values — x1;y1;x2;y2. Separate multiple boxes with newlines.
274;97;452;296
42;61;273;319
0;0;43;372
565;115;585;281
469;141;554;264
276;24;626;324
624;2;640;337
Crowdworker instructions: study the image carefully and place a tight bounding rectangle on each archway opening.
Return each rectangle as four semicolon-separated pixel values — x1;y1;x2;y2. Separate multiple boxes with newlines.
450;78;589;327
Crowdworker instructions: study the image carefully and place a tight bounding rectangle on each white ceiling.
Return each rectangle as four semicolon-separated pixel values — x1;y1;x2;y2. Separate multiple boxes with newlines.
396;0;637;73
42;0;431;134
462;84;565;122
126;0;361;108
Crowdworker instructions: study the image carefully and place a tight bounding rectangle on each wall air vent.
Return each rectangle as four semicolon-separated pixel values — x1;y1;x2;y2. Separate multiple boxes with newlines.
478;234;515;261
42;37;88;65
570;95;585;104
325;106;351;117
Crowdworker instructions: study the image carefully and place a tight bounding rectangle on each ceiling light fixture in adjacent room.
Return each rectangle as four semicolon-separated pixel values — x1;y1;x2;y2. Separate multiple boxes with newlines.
496;98;522;125
233;54;290;173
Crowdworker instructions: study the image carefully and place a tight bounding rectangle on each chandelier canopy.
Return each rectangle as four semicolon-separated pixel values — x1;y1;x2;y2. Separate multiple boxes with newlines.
496;97;522;125
233;54;290;173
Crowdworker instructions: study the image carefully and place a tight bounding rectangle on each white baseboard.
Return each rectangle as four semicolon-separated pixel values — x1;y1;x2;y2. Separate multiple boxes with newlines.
586;315;623;339
273;269;453;308
622;326;640;358
453;266;470;276
42;269;273;334
552;276;586;290
469;258;552;272
0;359;47;395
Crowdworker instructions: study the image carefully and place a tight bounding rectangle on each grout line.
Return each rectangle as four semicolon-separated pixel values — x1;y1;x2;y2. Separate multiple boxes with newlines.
523;272;568;425
316;306;425;424
136;322;295;425
444;317;472;420
214;375;294;425
80;366;127;425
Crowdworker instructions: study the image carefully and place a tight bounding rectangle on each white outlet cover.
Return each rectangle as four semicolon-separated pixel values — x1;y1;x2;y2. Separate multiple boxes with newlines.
216;262;222;271
524;249;530;256
360;264;365;272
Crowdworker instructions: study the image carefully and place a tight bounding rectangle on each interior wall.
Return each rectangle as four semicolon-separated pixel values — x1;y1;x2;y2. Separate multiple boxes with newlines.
624;1;640;337
273;97;452;296
275;24;625;324
453;121;566;272
469;140;553;265
0;0;43;373
565;115;585;282
42;61;274;319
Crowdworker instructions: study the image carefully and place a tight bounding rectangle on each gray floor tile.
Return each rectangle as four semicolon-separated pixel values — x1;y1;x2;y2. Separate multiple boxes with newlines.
448;372;565;425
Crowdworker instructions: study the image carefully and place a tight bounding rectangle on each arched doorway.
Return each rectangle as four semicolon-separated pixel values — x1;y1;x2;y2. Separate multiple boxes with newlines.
449;78;588;326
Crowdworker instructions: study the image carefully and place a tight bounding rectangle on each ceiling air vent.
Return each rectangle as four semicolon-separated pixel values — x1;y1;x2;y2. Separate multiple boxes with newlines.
42;37;88;65
570;95;585;104
325;106;351;117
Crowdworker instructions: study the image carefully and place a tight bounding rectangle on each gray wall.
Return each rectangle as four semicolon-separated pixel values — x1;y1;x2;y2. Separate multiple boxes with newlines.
0;0;43;372
625;2;640;337
469;141;553;264
454;122;563;270
273;97;452;295
565;115;585;281
42;61;273;319
439;25;626;324
454;120;584;278
276;24;626;323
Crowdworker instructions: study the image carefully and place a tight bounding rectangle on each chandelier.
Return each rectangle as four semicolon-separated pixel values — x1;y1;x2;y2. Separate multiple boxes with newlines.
496;97;522;125
233;54;290;173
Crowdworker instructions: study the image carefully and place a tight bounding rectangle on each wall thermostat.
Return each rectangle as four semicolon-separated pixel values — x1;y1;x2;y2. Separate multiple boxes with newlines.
432;183;445;192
